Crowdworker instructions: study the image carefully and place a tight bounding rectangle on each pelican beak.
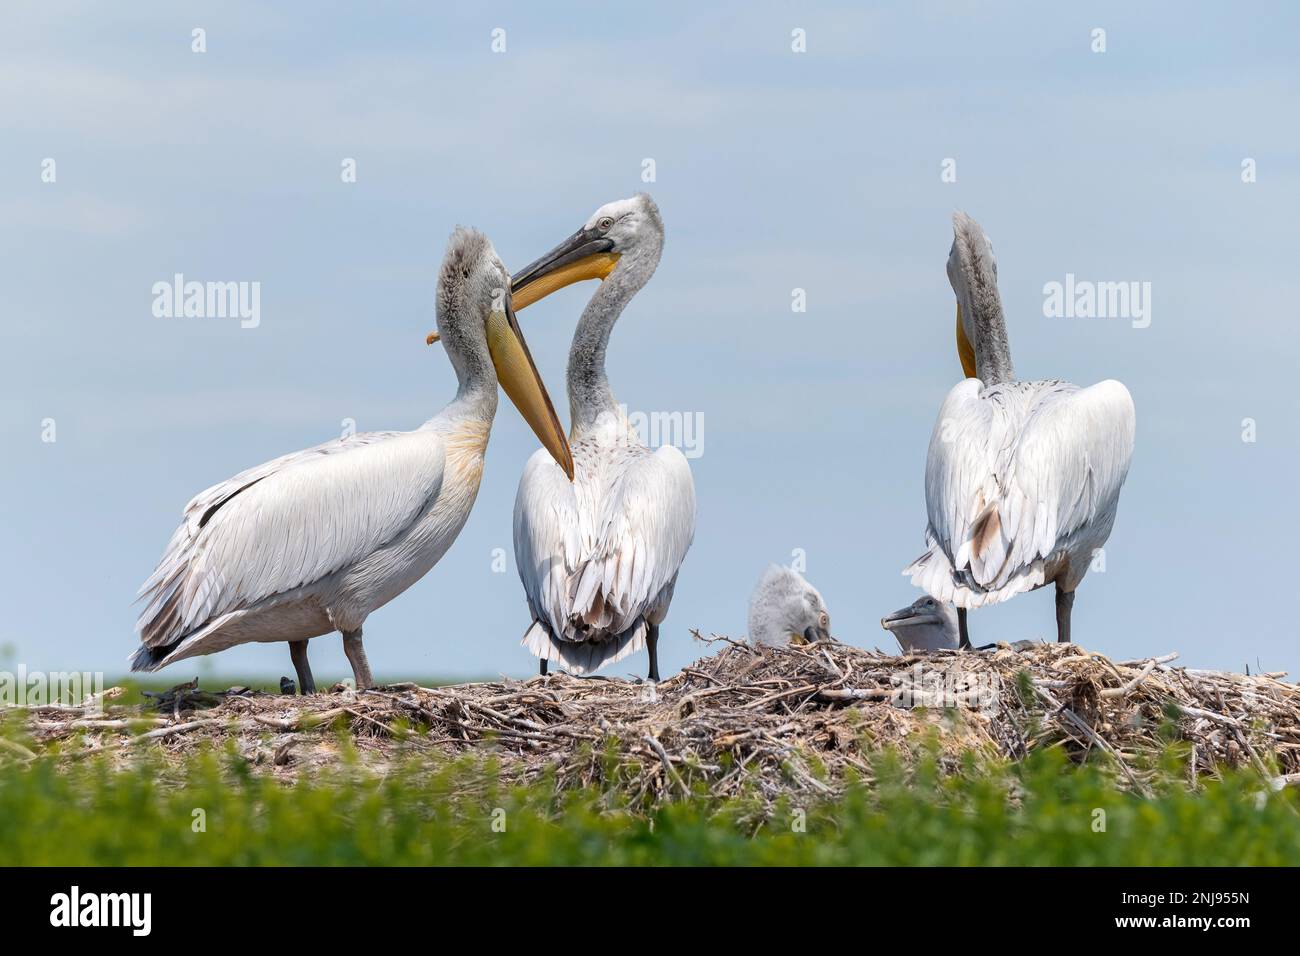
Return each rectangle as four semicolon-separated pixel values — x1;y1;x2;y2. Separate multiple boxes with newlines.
800;625;835;645
485;293;574;480
511;227;620;310
881;607;942;631
880;608;908;630
425;331;440;345
956;304;977;379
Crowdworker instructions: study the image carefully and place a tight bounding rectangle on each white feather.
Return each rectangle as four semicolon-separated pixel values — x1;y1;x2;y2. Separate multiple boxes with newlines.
907;378;1135;608
514;427;696;675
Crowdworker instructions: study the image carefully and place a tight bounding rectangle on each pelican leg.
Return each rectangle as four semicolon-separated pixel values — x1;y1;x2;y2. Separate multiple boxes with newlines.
289;640;315;695
646;624;661;682
1055;585;1074;644
342;628;374;689
957;608;971;650
539;658;548;676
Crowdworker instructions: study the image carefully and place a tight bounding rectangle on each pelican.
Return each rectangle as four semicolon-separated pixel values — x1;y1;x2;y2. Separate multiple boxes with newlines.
508;193;696;680
747;565;832;647
880;596;959;652
905;212;1135;647
130;228;573;691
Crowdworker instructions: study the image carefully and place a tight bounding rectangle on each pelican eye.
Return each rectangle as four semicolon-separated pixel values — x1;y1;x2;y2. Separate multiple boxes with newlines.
597;216;614;231
819;611;829;627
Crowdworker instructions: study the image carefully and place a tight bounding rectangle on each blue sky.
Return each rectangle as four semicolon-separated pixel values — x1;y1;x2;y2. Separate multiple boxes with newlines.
2;1;1297;682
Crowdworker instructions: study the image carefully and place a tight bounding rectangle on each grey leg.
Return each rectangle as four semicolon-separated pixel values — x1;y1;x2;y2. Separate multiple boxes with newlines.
289;640;315;695
539;658;548;676
342;628;374;689
957;607;971;650
646;623;660;682
1055;584;1075;644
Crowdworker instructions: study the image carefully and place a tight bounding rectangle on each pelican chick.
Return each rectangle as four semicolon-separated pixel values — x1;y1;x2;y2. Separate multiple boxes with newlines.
131;228;572;690
880;596;959;652
747;565;832;647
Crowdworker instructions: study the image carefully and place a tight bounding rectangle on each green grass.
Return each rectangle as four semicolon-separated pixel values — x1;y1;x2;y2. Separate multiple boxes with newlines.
3;741;1297;865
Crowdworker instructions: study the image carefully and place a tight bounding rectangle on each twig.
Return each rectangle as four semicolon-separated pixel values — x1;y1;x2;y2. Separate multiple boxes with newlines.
643;734;688;797
1099;658;1158;699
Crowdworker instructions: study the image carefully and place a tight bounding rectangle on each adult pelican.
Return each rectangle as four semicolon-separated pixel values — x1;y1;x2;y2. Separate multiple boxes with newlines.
508;193;696;680
905;213;1135;646
131;228;572;690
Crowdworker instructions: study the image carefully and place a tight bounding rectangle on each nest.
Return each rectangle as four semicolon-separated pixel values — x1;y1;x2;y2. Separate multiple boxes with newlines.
10;634;1300;812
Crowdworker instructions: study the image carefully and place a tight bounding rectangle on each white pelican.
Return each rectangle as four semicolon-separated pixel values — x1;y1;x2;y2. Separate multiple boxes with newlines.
905;212;1135;646
131;228;573;691
880;596;959;652
508;193;696;680
747;565;832;647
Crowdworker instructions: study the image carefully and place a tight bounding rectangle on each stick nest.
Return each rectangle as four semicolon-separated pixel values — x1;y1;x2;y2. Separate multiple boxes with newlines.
12;634;1300;811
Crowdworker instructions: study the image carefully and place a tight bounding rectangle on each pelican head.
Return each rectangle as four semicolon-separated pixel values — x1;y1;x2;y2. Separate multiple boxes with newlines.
947;211;1010;382
434;227;573;478
881;595;959;653
747;565;833;647
510;193;663;309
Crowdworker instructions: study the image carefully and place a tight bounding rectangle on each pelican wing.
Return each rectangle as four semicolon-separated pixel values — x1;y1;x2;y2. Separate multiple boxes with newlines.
137;430;446;648
514;444;696;672
910;378;1134;606
512;448;584;642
